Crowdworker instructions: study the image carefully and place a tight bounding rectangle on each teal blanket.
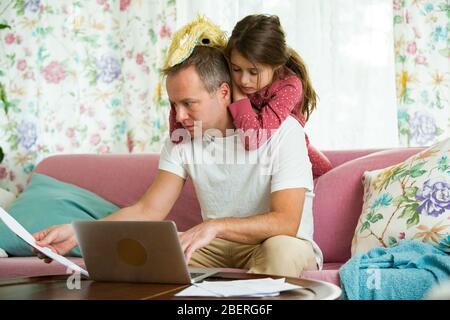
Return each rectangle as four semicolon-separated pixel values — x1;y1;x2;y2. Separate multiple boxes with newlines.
339;240;450;300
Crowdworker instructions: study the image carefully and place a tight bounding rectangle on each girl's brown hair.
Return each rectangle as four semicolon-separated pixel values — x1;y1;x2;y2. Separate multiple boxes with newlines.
224;14;317;121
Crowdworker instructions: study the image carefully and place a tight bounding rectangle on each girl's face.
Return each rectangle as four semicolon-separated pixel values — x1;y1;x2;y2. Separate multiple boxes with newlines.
230;50;276;95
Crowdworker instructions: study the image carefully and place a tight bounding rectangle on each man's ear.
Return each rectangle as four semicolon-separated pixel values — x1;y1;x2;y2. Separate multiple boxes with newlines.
217;82;231;104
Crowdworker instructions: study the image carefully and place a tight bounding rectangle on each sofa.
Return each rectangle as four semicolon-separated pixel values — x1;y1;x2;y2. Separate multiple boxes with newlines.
0;147;425;285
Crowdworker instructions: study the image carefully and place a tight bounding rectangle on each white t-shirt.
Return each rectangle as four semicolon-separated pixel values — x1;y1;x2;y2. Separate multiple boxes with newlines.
159;116;323;268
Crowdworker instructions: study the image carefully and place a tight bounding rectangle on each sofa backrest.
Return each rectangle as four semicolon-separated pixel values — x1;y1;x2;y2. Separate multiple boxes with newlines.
34;147;424;263
34;154;202;231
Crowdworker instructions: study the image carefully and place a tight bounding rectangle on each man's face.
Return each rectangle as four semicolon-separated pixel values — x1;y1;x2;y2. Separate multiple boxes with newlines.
166;66;227;137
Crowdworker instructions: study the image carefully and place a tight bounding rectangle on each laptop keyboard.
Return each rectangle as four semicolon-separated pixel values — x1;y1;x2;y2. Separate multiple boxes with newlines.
189;272;205;279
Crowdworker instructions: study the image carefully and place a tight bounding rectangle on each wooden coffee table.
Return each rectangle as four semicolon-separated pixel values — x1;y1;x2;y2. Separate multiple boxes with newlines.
0;271;341;300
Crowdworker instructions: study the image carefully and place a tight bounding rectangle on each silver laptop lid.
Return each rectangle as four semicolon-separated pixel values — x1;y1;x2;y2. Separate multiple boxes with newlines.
73;220;199;284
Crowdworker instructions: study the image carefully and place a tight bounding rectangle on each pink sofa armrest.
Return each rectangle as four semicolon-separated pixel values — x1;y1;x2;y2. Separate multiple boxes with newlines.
322;149;386;168
313;147;424;263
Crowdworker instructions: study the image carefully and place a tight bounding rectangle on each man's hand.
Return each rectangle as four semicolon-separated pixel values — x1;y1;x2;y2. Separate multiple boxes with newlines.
32;224;77;263
179;220;219;263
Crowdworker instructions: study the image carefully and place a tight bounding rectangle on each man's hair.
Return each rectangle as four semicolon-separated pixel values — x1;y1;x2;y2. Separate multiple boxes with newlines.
163;46;231;94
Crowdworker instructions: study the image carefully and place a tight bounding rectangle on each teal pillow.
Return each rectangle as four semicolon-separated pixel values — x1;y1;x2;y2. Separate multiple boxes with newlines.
0;173;119;256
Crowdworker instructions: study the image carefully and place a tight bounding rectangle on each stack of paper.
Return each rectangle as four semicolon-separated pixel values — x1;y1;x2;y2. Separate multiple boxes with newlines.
175;277;302;297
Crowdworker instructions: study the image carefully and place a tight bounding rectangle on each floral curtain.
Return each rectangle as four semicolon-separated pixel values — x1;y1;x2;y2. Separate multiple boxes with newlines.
0;0;176;194
394;0;449;147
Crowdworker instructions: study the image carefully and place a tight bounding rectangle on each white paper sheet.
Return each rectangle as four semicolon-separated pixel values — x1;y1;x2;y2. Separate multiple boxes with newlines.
175;277;302;297
0;207;89;277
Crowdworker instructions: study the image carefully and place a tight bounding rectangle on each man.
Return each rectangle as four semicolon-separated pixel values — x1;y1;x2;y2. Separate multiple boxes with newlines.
33;46;322;277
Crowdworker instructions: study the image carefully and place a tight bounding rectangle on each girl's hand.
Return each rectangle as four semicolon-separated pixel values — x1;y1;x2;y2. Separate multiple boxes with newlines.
232;81;248;102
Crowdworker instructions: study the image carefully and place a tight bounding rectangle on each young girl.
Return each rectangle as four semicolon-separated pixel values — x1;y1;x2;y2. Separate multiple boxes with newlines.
168;14;332;179
223;14;332;179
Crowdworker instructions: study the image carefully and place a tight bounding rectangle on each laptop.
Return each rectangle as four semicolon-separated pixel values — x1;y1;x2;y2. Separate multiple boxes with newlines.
72;220;220;284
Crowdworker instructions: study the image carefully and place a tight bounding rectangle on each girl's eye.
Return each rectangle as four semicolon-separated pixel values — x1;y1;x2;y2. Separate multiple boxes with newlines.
232;68;241;72
250;70;258;76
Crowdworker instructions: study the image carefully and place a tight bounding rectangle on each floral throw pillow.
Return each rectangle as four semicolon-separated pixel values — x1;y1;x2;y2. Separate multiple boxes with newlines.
351;138;450;255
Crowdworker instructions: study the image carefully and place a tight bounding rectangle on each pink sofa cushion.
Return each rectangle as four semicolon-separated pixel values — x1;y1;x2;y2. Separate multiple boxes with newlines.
0;256;342;286
0;257;86;279
302;262;343;285
313;148;424;263
0;257;247;281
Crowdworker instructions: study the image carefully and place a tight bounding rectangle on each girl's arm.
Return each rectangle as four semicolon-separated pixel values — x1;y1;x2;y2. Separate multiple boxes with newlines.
228;76;302;150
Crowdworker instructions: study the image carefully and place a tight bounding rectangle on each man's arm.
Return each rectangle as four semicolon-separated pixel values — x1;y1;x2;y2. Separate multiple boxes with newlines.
180;188;305;262
33;170;185;259
215;188;305;243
